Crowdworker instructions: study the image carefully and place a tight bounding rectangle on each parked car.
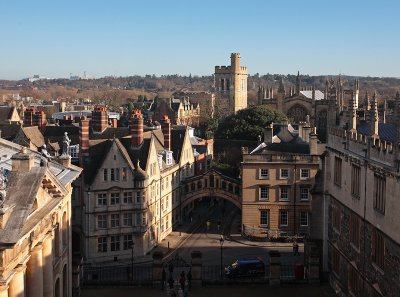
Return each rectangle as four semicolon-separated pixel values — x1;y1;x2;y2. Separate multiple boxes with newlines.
225;257;265;279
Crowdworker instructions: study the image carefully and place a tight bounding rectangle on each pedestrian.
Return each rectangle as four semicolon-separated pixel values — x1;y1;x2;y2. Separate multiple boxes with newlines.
161;268;166;290
187;269;192;290
293;241;299;256
206;220;211;231
168;276;174;289
179;271;186;292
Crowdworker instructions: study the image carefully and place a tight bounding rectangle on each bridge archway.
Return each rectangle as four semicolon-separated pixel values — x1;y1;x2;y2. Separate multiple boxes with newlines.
181;169;241;210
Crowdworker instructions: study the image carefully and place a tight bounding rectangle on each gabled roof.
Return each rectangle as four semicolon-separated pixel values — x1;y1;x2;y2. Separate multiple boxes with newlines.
0;106;16;122
0;167;46;245
21;126;45;148
0;124;21;141
171;128;186;163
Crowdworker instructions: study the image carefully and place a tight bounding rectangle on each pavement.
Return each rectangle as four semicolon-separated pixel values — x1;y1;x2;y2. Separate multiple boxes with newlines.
151;203;303;263
82;283;336;297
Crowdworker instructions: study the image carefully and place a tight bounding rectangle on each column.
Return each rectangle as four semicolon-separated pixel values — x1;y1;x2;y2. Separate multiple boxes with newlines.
0;285;9;297
269;250;281;287
26;244;43;297
42;234;54;297
8;265;25;297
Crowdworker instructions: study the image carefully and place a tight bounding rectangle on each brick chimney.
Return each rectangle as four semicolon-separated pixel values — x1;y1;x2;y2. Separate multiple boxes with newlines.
79;116;89;165
162;115;171;151
130;110;144;148
92;106;108;133
23;108;36;127
34;110;46;128
11;147;34;172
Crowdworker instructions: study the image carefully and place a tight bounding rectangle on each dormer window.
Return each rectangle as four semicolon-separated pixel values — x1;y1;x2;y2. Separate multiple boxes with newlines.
157;154;163;170
166;151;173;166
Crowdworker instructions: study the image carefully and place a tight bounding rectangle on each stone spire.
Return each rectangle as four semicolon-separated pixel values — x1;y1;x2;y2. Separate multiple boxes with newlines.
364;91;370;111
371;91;379;137
349;94;357;132
278;77;285;95
312;84;316;101
270;86;273;99
295;71;301;95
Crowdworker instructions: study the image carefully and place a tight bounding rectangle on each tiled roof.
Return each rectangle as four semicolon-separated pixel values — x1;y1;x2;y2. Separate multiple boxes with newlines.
22;126;45;148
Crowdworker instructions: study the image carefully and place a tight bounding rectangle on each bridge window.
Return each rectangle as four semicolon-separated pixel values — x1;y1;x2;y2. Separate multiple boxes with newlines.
216;179;219;188
205;179;208;188
209;175;214;188
191;183;195;192
235;186;240;196
185;185;189;193
221;181;226;190
197;181;202;189
228;184;233;193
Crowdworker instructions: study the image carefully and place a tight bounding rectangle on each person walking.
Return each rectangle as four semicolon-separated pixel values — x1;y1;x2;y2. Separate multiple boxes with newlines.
161;268;166;290
179;271;186;292
187;269;192;290
168;276;174;289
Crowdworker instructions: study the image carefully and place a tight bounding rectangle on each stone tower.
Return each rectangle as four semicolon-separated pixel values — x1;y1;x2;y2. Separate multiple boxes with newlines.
214;53;248;115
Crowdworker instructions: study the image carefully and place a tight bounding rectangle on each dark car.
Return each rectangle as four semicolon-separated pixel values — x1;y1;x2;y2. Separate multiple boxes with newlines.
225;257;265;279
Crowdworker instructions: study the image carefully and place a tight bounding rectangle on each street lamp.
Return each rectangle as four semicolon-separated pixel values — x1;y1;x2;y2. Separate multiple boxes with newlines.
130;241;135;281
219;236;224;280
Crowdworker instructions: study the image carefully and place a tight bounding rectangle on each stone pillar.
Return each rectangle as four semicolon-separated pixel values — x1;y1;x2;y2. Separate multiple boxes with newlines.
269;250;281;287
308;256;320;284
26;244;43;297
0;285;9;297
43;234;54;297
8;265;25;297
190;251;202;287
152;251;163;287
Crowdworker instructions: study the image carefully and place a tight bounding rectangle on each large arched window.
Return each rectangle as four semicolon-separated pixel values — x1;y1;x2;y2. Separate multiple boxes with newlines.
287;104;309;123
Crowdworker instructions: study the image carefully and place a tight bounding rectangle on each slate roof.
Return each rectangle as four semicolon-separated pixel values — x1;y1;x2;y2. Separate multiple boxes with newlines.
90;127;130;140
0;124;21;141
299;90;324;100
0;167;46;245
357;122;397;143
0;106;15;122
171;128;186;162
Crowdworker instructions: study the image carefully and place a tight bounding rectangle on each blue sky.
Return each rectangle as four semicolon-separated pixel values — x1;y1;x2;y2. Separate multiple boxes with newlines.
1;0;399;79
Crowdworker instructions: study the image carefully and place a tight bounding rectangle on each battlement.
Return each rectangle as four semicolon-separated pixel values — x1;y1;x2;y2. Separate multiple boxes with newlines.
215;66;231;74
328;127;398;167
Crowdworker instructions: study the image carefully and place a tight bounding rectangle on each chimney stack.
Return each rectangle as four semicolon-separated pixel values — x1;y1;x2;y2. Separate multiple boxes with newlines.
23;108;36;127
130;110;144;148
263;123;273;144
92;106;108;133
309;127;318;155
34;110;46;128
162;115;171;151
79;116;89;165
11;147;34;172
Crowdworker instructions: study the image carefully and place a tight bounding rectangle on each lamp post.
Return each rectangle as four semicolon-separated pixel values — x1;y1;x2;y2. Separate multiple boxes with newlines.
219;236;224;280
131;241;135;281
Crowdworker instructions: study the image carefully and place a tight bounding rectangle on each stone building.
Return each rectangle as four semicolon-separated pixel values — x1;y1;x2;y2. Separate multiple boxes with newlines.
173;91;215;124
0;138;81;297
150;97;200;127
75;109;212;265
214;53;248;115
310;80;400;296
241;122;324;238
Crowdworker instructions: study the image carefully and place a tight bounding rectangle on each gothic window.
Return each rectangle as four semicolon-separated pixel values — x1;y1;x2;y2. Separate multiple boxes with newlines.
287;104;308;123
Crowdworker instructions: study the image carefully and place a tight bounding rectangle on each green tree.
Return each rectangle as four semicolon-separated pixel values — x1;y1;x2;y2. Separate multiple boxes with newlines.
215;105;287;141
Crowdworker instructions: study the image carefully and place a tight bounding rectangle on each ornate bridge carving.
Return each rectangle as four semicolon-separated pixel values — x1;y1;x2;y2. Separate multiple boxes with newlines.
182;169;241;209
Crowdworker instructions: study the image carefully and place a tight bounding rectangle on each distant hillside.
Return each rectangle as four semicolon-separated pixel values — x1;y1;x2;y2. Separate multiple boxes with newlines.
1;74;399;103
